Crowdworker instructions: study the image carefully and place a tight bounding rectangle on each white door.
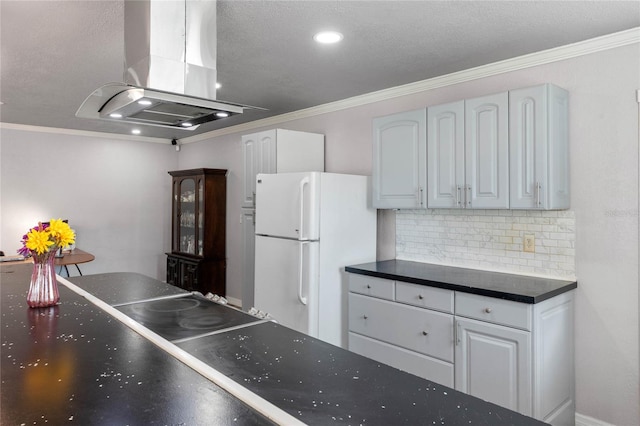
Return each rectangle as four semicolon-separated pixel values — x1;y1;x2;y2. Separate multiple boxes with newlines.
254;236;319;337
242;133;257;208
427;101;465;208
241;209;256;310
465;92;509;209
255;172;320;240
372;109;427;209
455;317;532;416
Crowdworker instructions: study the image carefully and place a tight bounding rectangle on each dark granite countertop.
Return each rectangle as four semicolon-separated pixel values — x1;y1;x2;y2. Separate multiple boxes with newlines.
2;264;547;425
345;259;577;303
0;264;273;425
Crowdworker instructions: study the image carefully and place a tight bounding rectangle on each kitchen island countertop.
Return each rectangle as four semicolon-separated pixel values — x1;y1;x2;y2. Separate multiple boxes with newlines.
2;264;547;425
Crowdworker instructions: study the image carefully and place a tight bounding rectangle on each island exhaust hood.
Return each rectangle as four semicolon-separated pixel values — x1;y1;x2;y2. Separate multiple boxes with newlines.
77;0;259;131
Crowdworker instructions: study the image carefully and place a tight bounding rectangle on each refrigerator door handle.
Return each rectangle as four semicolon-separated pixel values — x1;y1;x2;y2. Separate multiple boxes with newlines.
298;176;310;240
298;242;309;305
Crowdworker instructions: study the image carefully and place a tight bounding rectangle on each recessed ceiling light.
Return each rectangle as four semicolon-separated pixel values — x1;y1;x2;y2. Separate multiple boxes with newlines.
215;112;229;118
313;31;343;44
131;129;141;135
137;99;152;106
215;82;221;89
109;113;123;118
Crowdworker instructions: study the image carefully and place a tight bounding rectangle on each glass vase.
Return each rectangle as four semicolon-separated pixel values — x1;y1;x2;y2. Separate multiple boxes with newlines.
27;250;59;308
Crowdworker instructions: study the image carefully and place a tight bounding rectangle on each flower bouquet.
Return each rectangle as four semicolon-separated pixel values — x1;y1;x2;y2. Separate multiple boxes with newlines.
19;219;75;308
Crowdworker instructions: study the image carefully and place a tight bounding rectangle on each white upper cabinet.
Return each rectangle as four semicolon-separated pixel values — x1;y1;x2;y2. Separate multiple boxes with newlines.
509;84;570;209
465;92;510;209
372;109;427;209
427;92;509;209
427;101;465;208
374;84;569;211
242;129;324;208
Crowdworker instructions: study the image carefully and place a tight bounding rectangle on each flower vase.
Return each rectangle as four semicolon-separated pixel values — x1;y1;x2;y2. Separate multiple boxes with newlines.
27;250;59;308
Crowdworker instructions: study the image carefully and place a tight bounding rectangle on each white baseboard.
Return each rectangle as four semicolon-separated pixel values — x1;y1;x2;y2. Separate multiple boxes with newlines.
576;413;616;426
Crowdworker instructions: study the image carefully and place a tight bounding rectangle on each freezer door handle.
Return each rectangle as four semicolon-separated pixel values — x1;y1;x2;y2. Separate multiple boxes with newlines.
298;176;310;240
298;242;309;305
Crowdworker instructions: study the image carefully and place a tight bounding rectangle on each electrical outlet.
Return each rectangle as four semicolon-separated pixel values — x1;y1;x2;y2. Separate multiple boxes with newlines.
523;234;535;253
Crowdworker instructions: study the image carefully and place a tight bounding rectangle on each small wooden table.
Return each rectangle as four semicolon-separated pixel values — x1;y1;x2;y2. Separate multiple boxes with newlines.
55;249;95;276
0;249;95;277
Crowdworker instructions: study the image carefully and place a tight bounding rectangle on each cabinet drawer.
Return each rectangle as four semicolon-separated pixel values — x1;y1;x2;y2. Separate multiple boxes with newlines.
349;293;453;362
396;282;454;313
349;332;454;387
348;274;394;300
455;293;532;331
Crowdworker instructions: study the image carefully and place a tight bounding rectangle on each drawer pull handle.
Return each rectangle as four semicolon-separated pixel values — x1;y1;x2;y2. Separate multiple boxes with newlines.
418;294;424;300
484;308;492;314
363;315;368;320
422;331;428;336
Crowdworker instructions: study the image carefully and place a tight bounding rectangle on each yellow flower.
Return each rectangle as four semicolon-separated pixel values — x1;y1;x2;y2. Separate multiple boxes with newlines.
25;229;54;255
47;218;75;247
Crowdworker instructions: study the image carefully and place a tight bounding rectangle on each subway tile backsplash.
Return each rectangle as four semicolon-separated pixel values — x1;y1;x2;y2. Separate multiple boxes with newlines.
396;209;576;279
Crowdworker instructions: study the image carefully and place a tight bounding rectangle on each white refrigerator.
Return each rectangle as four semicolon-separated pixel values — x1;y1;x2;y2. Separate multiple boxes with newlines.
254;172;377;348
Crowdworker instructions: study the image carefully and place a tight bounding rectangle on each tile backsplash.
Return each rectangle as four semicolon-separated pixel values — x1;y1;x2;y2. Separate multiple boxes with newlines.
396;209;576;279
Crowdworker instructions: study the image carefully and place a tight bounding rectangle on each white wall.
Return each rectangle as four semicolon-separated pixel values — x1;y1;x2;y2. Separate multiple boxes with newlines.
0;40;637;426
0;129;177;279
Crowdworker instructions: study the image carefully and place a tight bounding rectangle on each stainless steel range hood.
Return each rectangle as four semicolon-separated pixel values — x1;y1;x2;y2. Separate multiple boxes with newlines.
77;0;257;131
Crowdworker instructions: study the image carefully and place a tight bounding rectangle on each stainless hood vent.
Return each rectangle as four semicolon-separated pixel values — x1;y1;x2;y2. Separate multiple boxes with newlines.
77;0;258;131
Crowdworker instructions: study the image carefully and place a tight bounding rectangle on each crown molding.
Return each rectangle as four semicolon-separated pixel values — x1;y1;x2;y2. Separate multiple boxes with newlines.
0;122;168;144
182;27;640;144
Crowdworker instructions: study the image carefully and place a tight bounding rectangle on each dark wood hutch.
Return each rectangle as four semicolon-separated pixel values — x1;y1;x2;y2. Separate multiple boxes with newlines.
166;168;226;296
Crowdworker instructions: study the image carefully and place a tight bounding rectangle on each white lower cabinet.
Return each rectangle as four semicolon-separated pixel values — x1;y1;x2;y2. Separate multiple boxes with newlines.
348;274;575;426
455;317;532;415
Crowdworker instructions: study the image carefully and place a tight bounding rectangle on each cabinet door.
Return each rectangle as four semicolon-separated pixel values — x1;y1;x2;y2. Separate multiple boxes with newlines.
257;130;277;175
242;134;257;208
181;259;200;292
427;101;465;208
176;177;197;254
166;256;179;287
455;317;531;416
243;130;277;209
465;92;509;209
372;109;427;209
241;210;256;310
510;84;569;210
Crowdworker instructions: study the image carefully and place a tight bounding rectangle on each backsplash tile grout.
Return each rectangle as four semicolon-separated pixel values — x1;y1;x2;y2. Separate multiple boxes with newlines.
396;209;576;280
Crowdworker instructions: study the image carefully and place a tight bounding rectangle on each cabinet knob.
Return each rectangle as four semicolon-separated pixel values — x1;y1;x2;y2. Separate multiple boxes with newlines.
418;294;424;300
363;315;368;320
484;307;492;314
422;331;429;336
366;285;371;289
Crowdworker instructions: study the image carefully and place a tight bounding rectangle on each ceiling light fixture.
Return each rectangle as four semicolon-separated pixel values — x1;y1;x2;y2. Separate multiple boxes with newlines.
132;129;141;135
181;122;193;127
109;113;123;119
215;82;221;89
137;99;153;106
215;112;229;118
313;31;343;44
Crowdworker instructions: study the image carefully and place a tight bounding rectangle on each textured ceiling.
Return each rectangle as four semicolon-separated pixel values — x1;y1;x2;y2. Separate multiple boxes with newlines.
1;1;639;141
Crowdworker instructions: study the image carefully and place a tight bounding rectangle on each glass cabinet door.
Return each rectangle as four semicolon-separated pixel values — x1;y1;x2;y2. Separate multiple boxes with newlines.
178;178;196;255
197;177;204;256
